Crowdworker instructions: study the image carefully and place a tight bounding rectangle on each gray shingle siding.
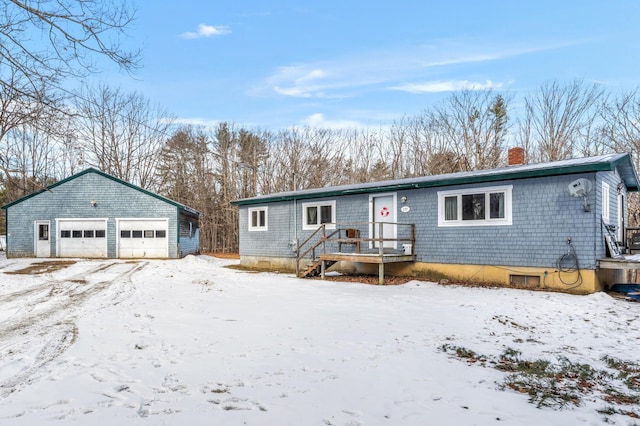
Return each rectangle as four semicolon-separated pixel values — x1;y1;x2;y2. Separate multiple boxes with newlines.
4;171;197;258
237;169;625;271
179;229;200;256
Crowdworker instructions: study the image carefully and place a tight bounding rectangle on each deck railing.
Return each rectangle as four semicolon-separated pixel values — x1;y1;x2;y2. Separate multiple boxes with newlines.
295;222;415;276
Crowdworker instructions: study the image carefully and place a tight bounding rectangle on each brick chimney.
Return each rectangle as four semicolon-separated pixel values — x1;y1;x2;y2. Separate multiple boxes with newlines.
508;147;525;166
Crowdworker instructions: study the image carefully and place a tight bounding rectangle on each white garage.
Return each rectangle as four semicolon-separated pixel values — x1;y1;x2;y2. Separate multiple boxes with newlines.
117;218;169;258
57;218;108;258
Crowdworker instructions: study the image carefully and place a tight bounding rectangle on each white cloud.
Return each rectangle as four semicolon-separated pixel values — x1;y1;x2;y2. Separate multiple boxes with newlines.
298;113;364;129
254;39;576;99
180;24;231;39
391;79;504;93
273;86;313;98
173;117;221;128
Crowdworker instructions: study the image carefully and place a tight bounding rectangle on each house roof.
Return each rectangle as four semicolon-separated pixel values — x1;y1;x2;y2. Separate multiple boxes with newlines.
1;167;200;216
233;152;640;206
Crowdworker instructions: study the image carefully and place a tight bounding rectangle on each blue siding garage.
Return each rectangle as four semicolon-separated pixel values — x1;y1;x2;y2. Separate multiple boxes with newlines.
2;168;199;259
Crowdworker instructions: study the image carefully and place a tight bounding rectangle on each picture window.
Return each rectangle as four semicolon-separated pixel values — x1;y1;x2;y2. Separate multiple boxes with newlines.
438;186;512;227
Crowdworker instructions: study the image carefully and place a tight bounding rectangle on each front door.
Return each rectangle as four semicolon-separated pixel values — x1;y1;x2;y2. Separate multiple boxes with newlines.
370;193;396;249
34;220;50;257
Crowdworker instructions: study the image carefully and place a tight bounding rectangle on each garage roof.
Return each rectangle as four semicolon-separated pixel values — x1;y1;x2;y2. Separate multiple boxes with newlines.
2;168;200;216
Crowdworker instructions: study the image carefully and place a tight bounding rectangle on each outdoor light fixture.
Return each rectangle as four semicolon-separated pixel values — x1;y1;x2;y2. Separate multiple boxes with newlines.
90;200;97;207
401;196;407;203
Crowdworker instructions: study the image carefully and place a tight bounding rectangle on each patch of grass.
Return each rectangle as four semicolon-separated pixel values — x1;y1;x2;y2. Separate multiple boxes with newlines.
442;345;640;420
604;356;640;391
412;268;449;281
440;344;487;365
203;252;240;260
224;263;290;273
5;260;77;275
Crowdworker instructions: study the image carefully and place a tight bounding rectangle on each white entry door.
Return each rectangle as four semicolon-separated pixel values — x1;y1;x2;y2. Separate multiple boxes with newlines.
370;193;397;249
34;220;50;257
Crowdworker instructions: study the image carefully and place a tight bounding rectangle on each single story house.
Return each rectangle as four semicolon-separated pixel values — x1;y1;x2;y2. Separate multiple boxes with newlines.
232;150;640;294
2;168;199;259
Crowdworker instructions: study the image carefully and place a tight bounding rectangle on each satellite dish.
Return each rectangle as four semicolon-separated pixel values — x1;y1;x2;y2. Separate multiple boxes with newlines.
568;178;593;198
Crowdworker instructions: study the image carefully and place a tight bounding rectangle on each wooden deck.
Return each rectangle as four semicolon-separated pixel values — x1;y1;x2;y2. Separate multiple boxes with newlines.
317;252;416;285
319;252;416;264
599;254;640;270
295;222;416;284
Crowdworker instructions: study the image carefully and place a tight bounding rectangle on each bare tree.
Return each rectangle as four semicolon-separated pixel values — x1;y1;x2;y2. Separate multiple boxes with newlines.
521;80;603;161
0;69;67;196
430;89;510;171
599;88;640;225
0;0;139;98
74;84;173;189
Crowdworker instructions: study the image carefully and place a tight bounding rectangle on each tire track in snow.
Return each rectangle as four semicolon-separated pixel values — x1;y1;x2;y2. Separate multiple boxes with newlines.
0;261;147;398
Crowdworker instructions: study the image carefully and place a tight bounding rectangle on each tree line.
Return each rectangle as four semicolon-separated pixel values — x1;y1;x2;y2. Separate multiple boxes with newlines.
2;80;640;251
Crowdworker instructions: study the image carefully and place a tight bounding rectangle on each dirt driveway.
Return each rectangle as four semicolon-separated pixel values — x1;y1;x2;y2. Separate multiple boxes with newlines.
0;259;146;398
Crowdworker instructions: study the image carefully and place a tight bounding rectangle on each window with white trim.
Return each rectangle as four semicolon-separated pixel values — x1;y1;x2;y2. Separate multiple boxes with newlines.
302;201;336;230
602;182;610;222
248;206;268;231
438;185;513;226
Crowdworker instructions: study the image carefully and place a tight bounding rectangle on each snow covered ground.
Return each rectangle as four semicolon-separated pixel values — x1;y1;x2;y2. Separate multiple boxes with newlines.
0;254;638;425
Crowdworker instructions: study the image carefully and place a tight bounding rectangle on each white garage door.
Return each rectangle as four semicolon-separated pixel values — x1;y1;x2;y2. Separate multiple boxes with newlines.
58;219;108;258
118;219;169;258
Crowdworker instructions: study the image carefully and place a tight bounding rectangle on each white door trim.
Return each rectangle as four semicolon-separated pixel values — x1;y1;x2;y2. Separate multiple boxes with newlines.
55;218;108;258
34;220;50;257
369;192;397;249
116;218;169;258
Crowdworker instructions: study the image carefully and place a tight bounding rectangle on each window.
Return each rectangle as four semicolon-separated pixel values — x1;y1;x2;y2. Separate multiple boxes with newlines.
144;230;154;238
84;230;94;238
72;230;82;238
121;230;131;238
438;185;512;227
95;230;106;238
156;230;166;238
602;182;610;222
132;230;143;238
302;201;336;230
38;224;49;240
61;230;71;238
248;207;268;231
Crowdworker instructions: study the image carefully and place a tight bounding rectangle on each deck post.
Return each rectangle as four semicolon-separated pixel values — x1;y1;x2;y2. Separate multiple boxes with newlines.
378;263;384;285
321;260;326;280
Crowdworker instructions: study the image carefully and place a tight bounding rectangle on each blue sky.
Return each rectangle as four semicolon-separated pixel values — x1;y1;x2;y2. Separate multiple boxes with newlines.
99;0;640;130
